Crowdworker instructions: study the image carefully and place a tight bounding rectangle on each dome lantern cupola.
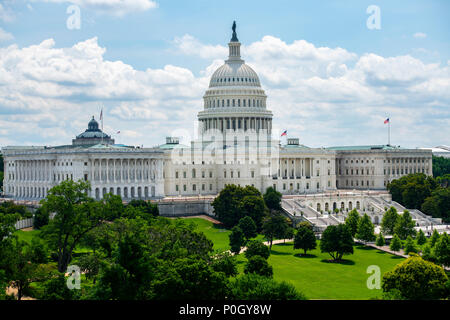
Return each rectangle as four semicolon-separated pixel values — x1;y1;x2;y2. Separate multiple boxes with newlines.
228;21;242;62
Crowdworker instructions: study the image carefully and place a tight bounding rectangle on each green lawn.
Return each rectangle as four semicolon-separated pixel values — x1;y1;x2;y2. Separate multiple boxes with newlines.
187;217;405;300
184;218;264;252
16;229;41;244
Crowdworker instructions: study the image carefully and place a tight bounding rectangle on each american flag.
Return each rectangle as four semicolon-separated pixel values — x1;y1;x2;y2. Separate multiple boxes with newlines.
384;118;389;124
281;130;287;137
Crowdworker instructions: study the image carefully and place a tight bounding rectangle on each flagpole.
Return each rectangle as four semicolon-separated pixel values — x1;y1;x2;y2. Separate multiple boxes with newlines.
388;120;390;146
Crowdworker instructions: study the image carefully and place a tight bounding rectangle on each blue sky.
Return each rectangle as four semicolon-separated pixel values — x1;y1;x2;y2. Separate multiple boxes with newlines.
0;0;449;148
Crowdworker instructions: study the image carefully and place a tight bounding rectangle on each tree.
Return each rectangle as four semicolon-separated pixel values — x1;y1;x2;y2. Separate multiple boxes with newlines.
262;213;289;252
421;188;450;223
381;207;399;235
244;255;273;278
430;229;440;247
212;185;264;229
40;180;108;273
263;187;282;211
422;244;435;263
229;226;245;255
127;199;158;219
78;253;101;284
389;234;402;252
404;236;418;255
355;213;376;242
3;239;51;300
293;224;317;255
230;274;306;300
284;227;295;244
245;241;270;260
345;209;360;237
237;216;257;244
382;255;448;300
434;233;450;268
238;195;267;231
432;155;450;178
376;233;385;246
387;173;438;209
40;274;78;300
210;252;238;277
33;207;49;230
320;224;354;262
394;210;416;240
416;229;427;246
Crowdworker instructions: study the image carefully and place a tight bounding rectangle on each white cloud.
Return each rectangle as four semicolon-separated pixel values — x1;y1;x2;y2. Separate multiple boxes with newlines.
0;28;14;42
30;0;158;16
0;35;448;149
413;32;427;39
0;4;15;22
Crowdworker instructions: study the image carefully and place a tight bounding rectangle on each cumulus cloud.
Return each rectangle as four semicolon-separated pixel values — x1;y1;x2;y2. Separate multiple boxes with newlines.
30;0;158;16
0;34;448;149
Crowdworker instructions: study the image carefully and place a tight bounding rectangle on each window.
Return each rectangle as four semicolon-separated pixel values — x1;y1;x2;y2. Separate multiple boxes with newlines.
183;171;186;178
193;184;196;191
251;171;255;178
183;185;186;191
209;184;212;190
192;169;196;178
175;171;179;179
176;185;179;192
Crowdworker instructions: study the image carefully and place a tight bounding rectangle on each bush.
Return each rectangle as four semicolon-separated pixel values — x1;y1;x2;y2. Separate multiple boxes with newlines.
230;274;306;300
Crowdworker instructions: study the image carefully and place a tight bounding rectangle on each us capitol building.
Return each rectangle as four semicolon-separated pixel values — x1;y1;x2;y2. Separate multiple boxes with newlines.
1;24;433;216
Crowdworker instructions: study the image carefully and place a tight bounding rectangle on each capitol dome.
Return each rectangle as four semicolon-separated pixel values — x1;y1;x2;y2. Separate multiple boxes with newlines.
198;22;272;135
209;63;261;88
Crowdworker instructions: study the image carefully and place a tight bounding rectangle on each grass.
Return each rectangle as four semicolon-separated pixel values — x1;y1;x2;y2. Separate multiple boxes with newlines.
185;218;264;252
16;229;41;244
187;217;405;300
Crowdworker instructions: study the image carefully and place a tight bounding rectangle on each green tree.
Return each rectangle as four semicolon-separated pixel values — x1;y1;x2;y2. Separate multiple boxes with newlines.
40;274;77;300
345;209;360;237
78;253;101;284
394;210;416;240
40;180;108;273
432;155;450;177
210;252;238;277
320;224;354;262
416;229;427;246
263;187;282;211
33;207;50;229
244;241;270;260
389;234;402;252
434;233;450;268
355;213;376;242
127;199;158;219
230;274;306;300
382;255;448;300
3;239;51;300
293;224;317;255
430;229;440;247
212;184;264;229
376;233;385;246
381;207;399;235
229;226;245;255
283;227;295;244
262;213;289;252
404;236;418;255
421;188;450;223
244;255;273;278
237;216;257;244
422;244;435;262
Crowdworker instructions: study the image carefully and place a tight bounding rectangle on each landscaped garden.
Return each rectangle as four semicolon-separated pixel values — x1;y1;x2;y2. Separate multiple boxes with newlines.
188;217;404;300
